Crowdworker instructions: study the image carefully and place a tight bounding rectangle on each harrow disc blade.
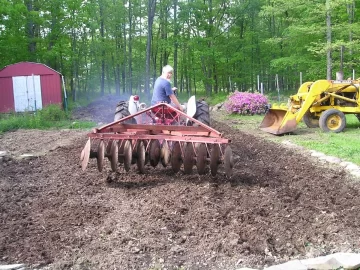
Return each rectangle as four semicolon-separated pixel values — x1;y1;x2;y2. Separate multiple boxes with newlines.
137;140;146;174
171;142;182;173
224;145;234;178
97;140;105;172
160;141;171;167
81;139;91;171
118;140;125;163
144;140;149;165
196;143;207;175
110;140;119;172
106;140;113;161
80;149;85;161
123;140;132;172
149;140;161;167
210;144;220;176
184;143;195;174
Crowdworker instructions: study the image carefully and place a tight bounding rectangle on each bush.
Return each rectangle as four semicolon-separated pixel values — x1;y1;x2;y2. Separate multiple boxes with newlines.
38;104;68;121
224;91;268;115
0;105;77;133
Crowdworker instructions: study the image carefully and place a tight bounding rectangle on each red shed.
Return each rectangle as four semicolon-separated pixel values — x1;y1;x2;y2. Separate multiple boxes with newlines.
0;62;63;113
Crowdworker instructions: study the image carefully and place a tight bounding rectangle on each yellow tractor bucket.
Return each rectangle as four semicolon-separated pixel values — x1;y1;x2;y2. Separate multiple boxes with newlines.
259;109;297;135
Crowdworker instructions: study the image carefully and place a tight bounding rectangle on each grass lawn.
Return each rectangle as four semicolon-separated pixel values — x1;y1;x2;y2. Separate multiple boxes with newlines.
218;112;360;165
0;105;95;134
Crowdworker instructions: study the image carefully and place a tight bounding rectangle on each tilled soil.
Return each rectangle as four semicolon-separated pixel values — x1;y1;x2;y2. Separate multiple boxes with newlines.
1;96;360;270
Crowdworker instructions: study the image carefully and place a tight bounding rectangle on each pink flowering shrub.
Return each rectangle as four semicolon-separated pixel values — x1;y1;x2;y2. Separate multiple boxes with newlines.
224;91;268;115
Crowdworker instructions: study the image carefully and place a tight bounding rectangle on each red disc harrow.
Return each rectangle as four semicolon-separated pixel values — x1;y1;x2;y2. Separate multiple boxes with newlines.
80;102;234;177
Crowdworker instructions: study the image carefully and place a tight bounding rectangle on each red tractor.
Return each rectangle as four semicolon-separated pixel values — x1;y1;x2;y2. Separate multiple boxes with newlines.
80;95;234;177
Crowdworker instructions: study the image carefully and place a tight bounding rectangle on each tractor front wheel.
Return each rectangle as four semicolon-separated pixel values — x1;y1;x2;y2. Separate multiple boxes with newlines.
114;101;137;124
319;109;346;133
192;100;210;126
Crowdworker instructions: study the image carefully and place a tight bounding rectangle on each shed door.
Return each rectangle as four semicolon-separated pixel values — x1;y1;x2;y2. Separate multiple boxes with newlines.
12;76;43;112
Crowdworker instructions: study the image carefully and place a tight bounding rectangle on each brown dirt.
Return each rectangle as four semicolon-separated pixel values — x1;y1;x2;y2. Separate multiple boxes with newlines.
1;95;360;270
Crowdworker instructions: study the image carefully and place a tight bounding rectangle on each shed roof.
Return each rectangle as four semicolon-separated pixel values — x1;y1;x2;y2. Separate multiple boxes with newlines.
0;62;62;78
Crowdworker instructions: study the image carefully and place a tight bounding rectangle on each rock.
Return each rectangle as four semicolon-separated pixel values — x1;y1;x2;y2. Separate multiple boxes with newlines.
310;151;325;158
18;154;37;160
264;260;307;270
300;252;360;269
339;161;356;167
324;156;342;164
169;245;184;254
131;247;141;254
263;252;360;270
281;140;303;149
345;163;360;171
350;170;360;178
0;264;26;270
0;151;7;157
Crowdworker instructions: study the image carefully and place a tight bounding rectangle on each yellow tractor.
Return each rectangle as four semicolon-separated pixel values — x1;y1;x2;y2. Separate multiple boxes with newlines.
260;79;360;135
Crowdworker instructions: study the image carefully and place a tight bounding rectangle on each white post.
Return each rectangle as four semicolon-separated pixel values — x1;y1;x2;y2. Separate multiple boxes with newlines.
353;69;355;80
32;74;37;111
62;76;68;112
260;82;264;95
257;75;260;91
61;76;67;99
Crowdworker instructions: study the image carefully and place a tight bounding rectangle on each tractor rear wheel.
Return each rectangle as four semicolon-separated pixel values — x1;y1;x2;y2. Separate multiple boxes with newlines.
192;100;210;126
319;109;346;133
114;101;137;124
303;111;319;128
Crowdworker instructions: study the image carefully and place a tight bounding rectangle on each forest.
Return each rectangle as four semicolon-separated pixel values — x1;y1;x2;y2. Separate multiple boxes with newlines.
0;0;359;101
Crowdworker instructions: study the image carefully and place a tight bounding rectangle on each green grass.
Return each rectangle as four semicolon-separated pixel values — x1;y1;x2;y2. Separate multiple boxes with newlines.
288;115;360;164
206;92;229;106
0;104;95;134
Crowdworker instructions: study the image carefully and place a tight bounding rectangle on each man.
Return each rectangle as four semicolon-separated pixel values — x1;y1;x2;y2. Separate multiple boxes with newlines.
151;65;183;111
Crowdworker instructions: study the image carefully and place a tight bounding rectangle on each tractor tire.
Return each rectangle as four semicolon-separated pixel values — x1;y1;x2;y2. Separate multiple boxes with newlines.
303;111;319;128
319;109;346;133
114;101;137;124
355;114;360;122
192;100;210;127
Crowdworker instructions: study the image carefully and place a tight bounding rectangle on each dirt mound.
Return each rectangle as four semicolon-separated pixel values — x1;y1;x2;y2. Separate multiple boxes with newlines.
72;94;129;124
1;101;360;270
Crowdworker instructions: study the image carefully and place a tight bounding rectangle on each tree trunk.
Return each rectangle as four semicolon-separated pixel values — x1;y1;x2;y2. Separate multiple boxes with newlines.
347;1;355;72
25;0;37;61
145;0;156;99
122;21;127;94
128;1;133;95
100;1;105;96
326;0;332;80
173;0;179;88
